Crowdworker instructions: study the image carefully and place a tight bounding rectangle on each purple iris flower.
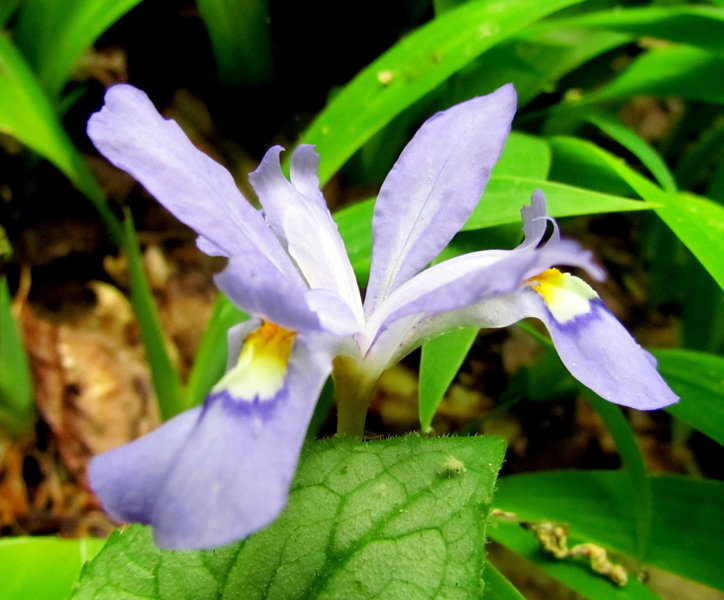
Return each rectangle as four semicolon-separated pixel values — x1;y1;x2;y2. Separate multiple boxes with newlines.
86;83;677;550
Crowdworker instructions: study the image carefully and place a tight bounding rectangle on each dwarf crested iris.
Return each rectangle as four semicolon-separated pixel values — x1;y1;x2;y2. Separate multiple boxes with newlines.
86;83;678;550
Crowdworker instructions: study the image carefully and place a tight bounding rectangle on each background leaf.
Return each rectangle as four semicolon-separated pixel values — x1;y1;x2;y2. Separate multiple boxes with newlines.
0;276;34;437
13;0;143;98
301;0;583;185
493;471;724;592
73;435;506;599
0;537;105;600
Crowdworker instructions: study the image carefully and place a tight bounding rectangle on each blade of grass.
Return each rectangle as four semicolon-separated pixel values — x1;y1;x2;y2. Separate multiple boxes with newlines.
122;212;185;421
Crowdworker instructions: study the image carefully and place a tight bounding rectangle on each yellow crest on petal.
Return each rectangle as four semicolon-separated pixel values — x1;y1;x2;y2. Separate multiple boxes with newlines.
528;268;598;323
213;322;296;401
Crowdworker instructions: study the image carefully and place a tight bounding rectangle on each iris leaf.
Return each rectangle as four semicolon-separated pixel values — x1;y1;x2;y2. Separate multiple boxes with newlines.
72;435;506;599
123;213;185;421
0;276;34;437
300;0;584;185
492;471;724;592
0;35;122;243
483;562;527;600
655;349;724;446
13;0;143;98
197;0;273;86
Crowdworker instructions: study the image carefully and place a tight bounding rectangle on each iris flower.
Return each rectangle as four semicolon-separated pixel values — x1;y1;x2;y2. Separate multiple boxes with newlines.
87;84;677;549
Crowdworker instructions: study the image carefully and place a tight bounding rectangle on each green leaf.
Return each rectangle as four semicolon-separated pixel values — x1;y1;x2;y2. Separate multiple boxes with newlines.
335;175;654;282
185;294;246;410
577;45;724;106
0;34;122;243
73;435;506;599
0;537;105;600
493;471;724;591
547;6;724;55
197;0;273;86
549;136;724;290
0;276;34;437
583;109;677;193
419;327;478;431
462;176;655;231
483;562;527;599
13;0;143;98
489;520;662;600
493;132;551;179
123;214;185;421
655;349;724;446
0;0;20;26
301;0;583;185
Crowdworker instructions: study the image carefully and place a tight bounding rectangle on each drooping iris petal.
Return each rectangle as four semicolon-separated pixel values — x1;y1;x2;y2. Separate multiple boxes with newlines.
87;84;297;279
90;327;333;549
88;407;202;525
249;145;364;328
364;84;517;314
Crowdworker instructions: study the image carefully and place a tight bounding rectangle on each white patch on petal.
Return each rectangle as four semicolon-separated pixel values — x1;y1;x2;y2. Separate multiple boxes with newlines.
212;322;295;401
528;268;598;323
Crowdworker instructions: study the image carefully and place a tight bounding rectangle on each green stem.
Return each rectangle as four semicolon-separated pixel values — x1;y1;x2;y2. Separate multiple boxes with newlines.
332;356;377;438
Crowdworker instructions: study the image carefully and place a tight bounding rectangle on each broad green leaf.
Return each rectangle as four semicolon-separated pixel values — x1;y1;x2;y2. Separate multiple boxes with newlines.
197;0;273;86
185;294;246;409
73;435;507;599
419;327;478;431
0;34;122;243
493;471;724;591
0;537;105;600
489;520;661;600
123;214;185;421
655;349;724;446
463;176;655;231
13;0;143;98
493;132;551;179
576;46;724;106
549;136;724;290
547;6;724;55
301;0;583;185
585;397;652;562
0;276;34;437
583;110;677;193
335;176;654;281
0;0;20;26
449;27;630;107
483;562;526;600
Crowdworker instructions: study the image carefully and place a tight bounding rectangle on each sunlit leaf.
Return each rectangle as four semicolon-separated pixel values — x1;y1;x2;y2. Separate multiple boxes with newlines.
13;0;143;98
0;34;122;243
301;0;584;185
0;537;105;600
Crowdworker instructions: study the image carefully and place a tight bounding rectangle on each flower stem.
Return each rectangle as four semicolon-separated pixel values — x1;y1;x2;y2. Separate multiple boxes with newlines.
332;356;376;438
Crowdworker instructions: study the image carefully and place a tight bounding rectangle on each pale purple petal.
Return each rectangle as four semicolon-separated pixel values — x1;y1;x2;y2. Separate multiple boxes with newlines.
90;333;333;549
87;84;296;278
520;189;559;248
88;407;202;525
249;145;363;326
527;295;679;410
364;238;601;350
364;84;517;314
215;255;321;332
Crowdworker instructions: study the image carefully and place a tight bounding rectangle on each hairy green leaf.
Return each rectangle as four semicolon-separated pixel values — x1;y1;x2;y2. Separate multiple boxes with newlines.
73;435;506;599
